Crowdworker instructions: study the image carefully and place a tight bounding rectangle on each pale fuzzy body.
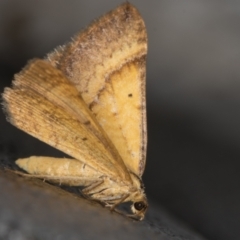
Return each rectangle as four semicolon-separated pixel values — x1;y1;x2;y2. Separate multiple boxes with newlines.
2;3;148;220
16;157;102;187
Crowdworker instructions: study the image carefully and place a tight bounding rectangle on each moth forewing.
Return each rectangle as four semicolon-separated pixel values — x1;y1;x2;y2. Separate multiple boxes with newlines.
12;59;129;175
90;59;147;176
47;2;148;177
3;60;130;183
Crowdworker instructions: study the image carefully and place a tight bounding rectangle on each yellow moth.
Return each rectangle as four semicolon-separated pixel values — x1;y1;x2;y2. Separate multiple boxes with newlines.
2;3;148;220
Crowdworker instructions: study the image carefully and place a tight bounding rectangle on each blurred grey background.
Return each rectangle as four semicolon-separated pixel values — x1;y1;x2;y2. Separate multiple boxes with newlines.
0;0;240;239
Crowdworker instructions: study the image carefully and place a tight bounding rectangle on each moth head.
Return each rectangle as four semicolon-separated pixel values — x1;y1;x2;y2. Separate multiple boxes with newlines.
128;172;148;220
131;195;148;220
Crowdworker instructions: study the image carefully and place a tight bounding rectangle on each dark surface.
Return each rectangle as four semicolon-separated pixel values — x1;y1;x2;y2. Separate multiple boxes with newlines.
1;1;240;239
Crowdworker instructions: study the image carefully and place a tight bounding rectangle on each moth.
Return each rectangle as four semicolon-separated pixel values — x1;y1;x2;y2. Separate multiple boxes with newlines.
2;3;148;220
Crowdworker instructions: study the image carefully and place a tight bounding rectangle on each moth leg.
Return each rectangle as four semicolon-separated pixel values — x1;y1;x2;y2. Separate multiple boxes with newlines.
81;177;124;207
7;169;63;184
112;208;137;220
7;169;38;178
81;178;105;195
109;194;130;211
8;168;99;187
104;194;139;219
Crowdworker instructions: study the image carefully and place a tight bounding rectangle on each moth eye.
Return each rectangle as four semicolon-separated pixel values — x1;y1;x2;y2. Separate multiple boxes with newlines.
134;201;146;211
